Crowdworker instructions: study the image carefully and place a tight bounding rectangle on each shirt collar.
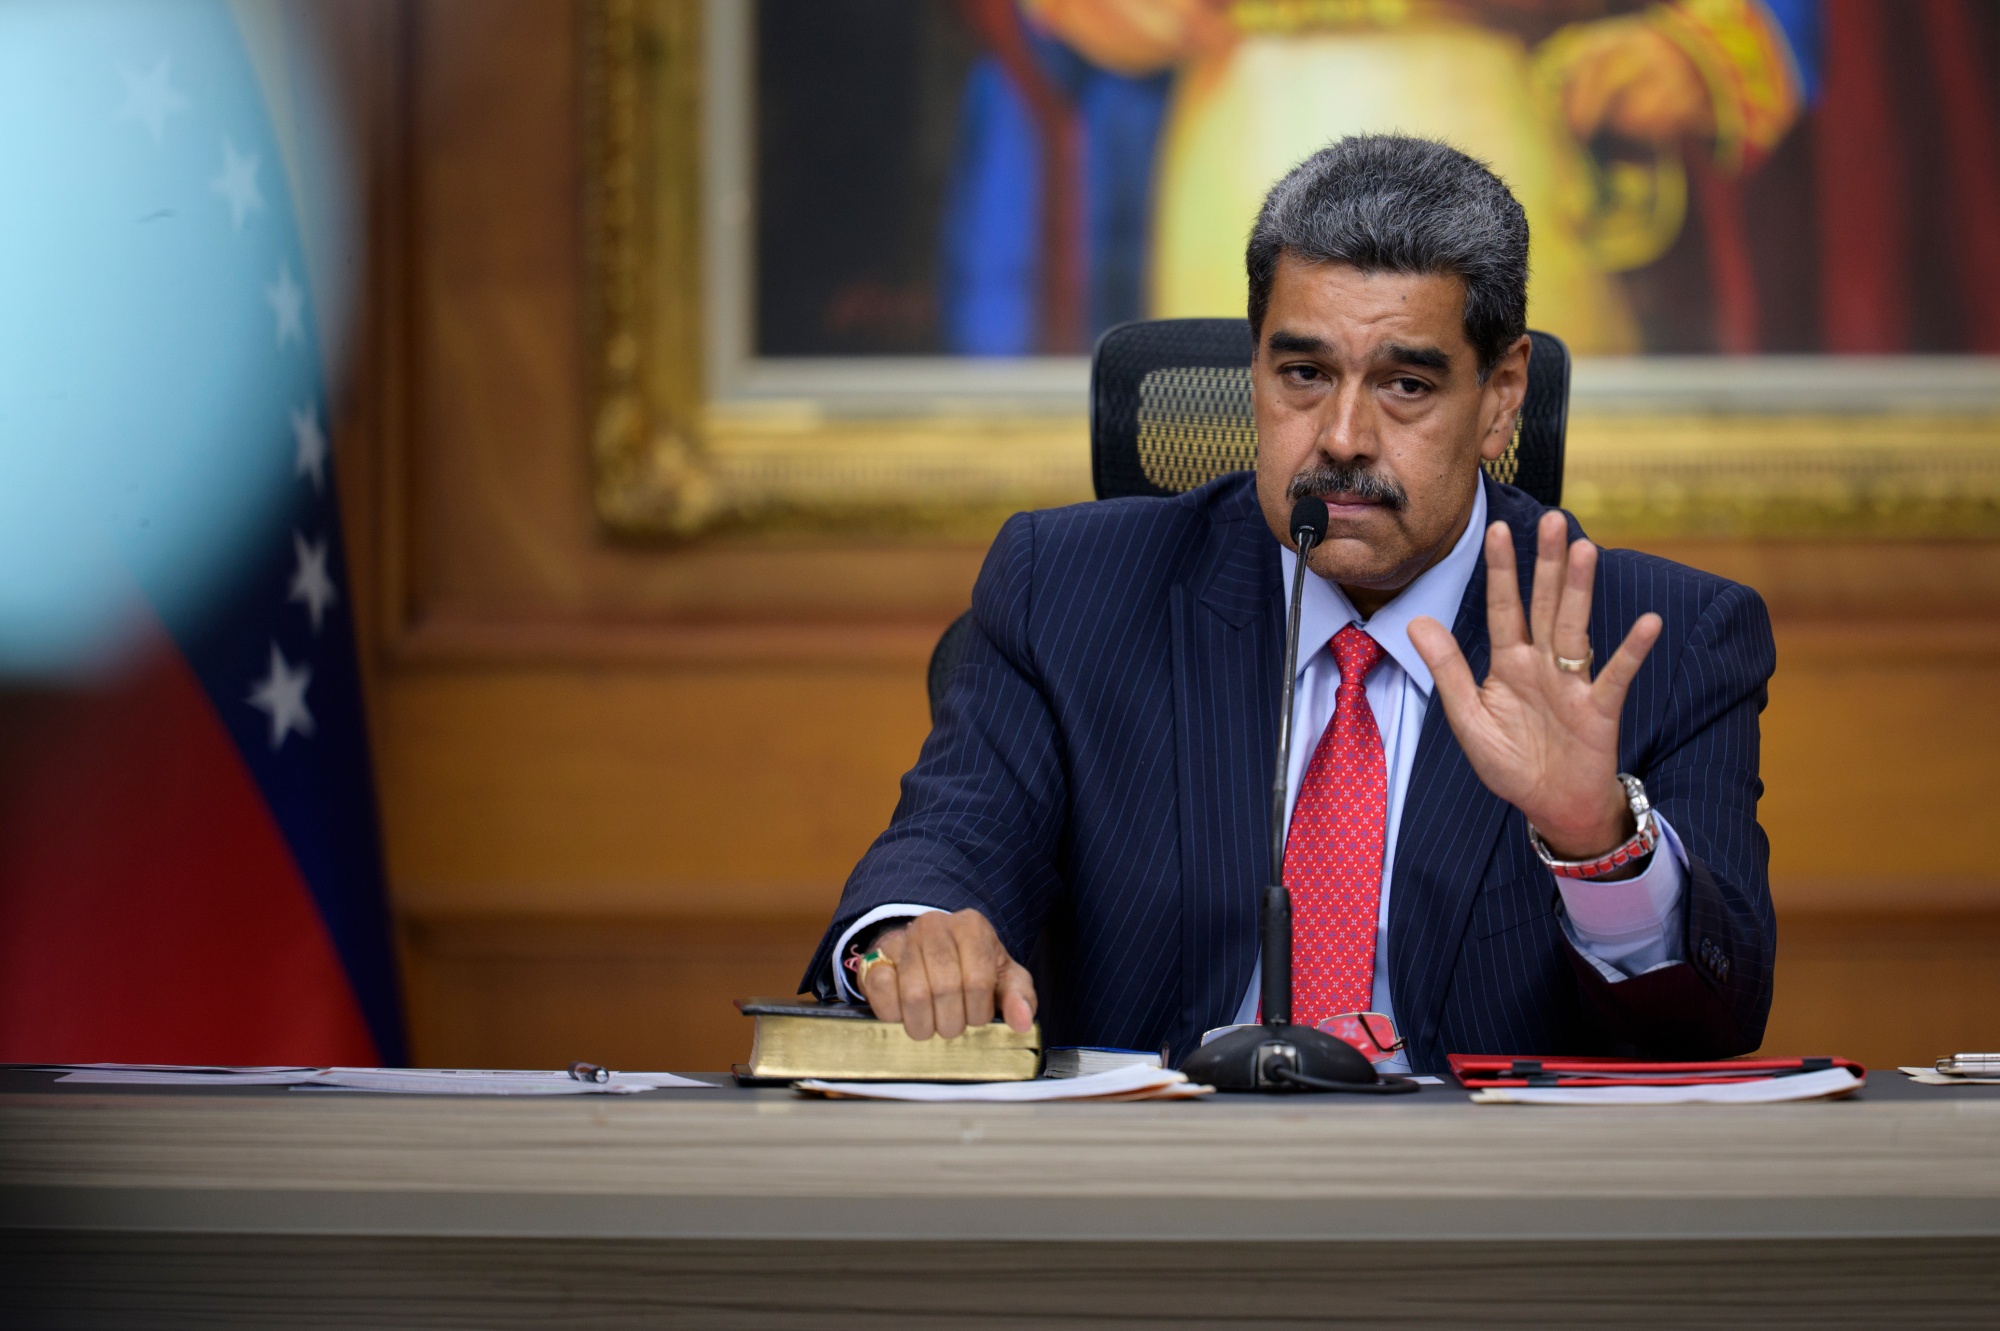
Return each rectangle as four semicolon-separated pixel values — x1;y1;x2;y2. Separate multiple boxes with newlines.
1279;478;1488;697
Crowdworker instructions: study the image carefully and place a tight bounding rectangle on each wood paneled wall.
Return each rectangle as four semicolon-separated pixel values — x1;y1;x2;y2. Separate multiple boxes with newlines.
331;0;2000;1076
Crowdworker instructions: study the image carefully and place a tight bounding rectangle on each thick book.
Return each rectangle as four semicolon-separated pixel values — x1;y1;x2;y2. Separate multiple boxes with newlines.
734;996;1040;1083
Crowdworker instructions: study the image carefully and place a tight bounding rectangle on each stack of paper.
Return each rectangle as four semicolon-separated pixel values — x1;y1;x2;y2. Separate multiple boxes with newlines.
1470;1066;1863;1105
44;1064;712;1094
794;1063;1210;1102
1040;1046;1163;1078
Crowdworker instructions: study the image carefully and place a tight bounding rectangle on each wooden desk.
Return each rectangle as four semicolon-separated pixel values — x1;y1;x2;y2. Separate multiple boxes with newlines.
3;1073;1997;1328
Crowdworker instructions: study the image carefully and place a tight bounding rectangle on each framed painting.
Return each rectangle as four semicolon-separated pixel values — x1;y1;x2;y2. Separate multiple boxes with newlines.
586;0;2000;540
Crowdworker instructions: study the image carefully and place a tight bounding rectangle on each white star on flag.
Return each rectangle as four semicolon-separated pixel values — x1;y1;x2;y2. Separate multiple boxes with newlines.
288;532;338;632
211;139;265;229
266;264;304;346
291;404;327;490
247;643;315;749
118;56;189;143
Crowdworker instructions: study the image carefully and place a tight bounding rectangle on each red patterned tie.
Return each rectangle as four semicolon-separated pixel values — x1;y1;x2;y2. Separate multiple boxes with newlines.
1283;624;1388;1029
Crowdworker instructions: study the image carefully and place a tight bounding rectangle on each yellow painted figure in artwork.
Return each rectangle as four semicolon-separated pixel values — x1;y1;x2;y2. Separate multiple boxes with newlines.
1023;0;1804;354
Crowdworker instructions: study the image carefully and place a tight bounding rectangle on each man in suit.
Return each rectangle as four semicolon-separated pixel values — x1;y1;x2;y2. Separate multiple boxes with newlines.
803;134;1775;1073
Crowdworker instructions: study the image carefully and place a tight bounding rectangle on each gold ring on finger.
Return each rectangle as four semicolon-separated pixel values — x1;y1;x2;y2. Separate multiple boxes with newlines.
853;949;896;991
1555;649;1593;674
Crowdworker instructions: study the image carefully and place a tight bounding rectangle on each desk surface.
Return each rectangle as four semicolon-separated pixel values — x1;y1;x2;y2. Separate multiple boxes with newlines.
4;1071;1998;1244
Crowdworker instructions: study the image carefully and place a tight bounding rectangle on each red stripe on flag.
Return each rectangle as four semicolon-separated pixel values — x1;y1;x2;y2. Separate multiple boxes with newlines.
0;634;379;1065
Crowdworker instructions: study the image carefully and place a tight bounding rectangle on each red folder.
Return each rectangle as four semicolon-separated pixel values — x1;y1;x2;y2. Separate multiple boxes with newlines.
1448;1054;1867;1088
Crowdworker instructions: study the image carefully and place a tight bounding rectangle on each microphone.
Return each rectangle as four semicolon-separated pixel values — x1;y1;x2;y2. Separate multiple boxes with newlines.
1262;497;1328;1027
1179;495;1416;1094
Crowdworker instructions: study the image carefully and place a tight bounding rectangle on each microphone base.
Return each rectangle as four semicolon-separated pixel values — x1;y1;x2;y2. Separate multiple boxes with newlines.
1179;1021;1394;1093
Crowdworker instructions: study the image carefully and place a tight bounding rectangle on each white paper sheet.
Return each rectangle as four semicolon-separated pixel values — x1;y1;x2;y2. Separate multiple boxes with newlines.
1470;1066;1862;1105
1899;1066;2000;1086
303;1068;714;1094
795;1063;1211;1102
52;1065;323;1086
48;1065;714;1093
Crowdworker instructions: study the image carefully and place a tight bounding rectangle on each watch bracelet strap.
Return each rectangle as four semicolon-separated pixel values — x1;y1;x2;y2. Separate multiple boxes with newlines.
1528;773;1658;880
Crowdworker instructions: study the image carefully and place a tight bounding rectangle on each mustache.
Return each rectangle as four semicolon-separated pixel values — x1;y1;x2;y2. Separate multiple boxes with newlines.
1285;463;1408;512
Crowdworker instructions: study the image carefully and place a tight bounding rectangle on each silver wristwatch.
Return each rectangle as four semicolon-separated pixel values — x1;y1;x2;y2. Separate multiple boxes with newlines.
1527;773;1658;880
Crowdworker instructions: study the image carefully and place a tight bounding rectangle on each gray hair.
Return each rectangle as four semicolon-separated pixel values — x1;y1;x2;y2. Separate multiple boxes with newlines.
1245;134;1529;379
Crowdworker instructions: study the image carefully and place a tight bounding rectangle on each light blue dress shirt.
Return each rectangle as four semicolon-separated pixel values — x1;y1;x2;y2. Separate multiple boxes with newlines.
839;485;1687;1074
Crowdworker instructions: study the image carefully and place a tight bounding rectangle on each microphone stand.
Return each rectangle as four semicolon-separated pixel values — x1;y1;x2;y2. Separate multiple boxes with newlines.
1180;498;1418;1095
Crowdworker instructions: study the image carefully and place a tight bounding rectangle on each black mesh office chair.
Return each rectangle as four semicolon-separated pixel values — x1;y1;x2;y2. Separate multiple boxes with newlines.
926;318;1572;721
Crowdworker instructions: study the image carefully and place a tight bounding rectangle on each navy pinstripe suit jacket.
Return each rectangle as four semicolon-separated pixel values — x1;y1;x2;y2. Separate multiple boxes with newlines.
805;472;1777;1073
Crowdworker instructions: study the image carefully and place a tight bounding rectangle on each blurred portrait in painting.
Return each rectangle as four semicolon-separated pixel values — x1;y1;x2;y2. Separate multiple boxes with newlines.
755;0;1999;361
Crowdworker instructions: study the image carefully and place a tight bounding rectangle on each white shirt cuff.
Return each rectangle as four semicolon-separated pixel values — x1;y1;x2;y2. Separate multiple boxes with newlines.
1556;812;1688;982
830;903;942;1001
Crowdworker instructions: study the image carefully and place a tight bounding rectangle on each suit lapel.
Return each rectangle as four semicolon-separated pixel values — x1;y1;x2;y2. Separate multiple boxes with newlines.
1170;484;1279;1057
1386;479;1542;1063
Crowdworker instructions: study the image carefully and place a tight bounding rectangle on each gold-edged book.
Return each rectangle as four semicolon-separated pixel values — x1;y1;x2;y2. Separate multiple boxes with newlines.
735;996;1039;1082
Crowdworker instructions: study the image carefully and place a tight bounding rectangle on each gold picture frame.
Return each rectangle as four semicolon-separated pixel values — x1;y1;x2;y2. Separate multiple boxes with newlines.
584;0;1090;540
585;0;712;536
584;0;2000;543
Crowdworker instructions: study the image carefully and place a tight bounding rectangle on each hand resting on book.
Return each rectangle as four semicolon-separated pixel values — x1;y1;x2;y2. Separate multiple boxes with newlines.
862;909;1037;1041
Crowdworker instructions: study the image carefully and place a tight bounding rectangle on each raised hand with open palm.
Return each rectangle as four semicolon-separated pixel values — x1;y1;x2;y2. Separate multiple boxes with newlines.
1407;510;1663;869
